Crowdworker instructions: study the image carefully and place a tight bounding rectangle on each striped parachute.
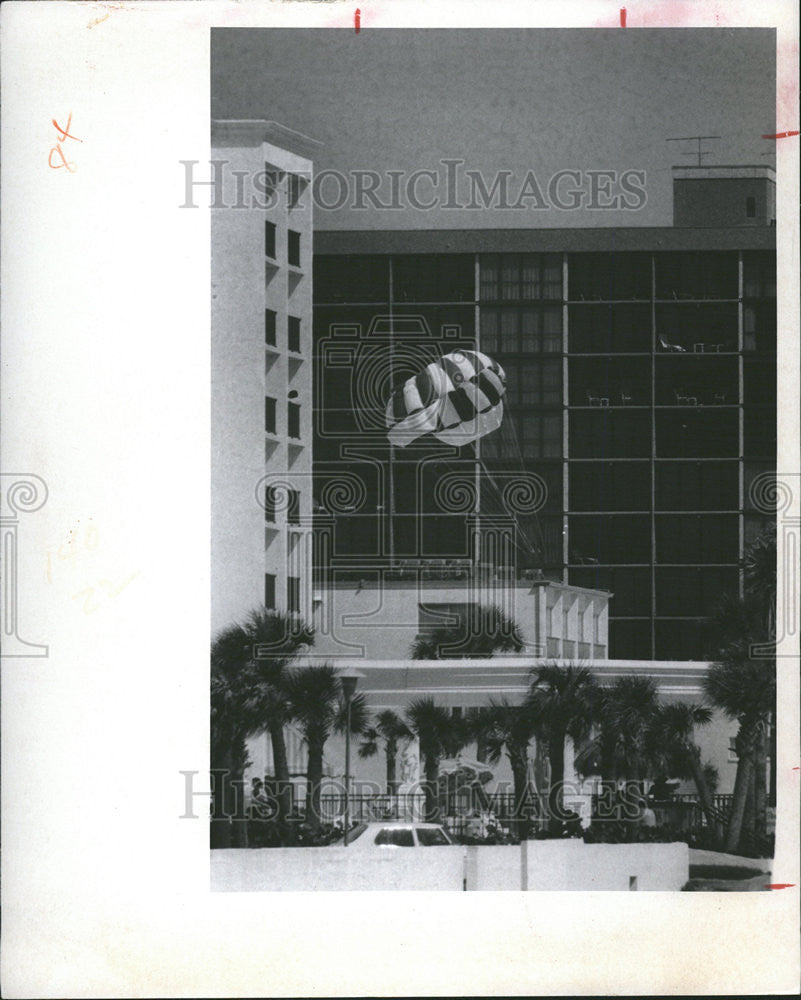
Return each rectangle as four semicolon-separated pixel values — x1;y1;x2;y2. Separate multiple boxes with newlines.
385;350;506;448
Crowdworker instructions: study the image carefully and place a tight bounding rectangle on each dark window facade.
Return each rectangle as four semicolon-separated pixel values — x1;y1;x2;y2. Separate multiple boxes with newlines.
313;246;776;660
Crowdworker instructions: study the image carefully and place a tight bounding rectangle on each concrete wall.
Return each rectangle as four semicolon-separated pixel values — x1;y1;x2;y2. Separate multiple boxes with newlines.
312;579;608;661
211;840;689;892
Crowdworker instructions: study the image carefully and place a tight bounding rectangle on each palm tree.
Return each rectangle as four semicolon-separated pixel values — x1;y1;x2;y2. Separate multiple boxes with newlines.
409;604;524;659
743;524;778;809
473;699;539;838
705;638;776;853
647;701;720;843
210;608;313;842
526;663;598;831
405;697;469;821
600;675;661;788
358;710;413;794
283;663;369;832
744;523;777;639
210;623;253;846
239;608;314;787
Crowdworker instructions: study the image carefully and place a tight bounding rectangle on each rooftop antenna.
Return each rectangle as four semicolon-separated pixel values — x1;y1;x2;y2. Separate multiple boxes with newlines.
666;135;722;166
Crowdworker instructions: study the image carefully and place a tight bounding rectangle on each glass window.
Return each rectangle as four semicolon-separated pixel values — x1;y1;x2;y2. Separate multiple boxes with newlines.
655;252;738;300
480;254;563;301
570;356;651;406
481;307;562;354
569;462;650;512
655;567;738;616
392;255;474;302
568;253;651;301
265;309;277;347
480;310;499;354
265;396;277;435
655;462;738;511
287;172;306;209
517;413;564;458
744;407;776;458
287;230;301;267
655;515;738;564
570;411;651;458
568;514;651;564
569;303;651;354
480;256;499;300
264;573;276;609
608;619;652;659
314;256;389;303
743;252;777;299
288;316;301;353
264;221;276;259
656;303;739;354
288;402;301;440
417;827;451;846
654;620;705;660
264;485;276;523
655;410;739;459
374;828;415;847
286;488;300;525
287;576;301;613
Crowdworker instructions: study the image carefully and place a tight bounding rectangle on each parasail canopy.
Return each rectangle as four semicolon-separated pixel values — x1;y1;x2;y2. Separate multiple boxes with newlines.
385;349;506;448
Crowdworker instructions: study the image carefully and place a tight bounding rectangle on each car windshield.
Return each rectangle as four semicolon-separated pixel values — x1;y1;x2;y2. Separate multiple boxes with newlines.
416;828;452;846
374;827;415;847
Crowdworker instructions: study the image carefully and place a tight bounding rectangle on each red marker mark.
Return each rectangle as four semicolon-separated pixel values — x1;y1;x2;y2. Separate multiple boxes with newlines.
765;883;795;890
48;112;82;173
355;8;360;33
620;7;627;27
762;130;800;139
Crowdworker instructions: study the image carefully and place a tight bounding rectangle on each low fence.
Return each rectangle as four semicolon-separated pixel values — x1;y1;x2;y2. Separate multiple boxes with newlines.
315;791;734;834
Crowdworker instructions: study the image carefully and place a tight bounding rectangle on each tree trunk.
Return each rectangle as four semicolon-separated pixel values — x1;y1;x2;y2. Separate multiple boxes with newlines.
548;732;566;832
386;749;397;795
768;713;777;807
741;765;756;843
724;727;755;854
687;746;723;847
423;756;440;822
270;723;290;783
510;753;530;840
269;722;292;829
753;723;768;843
305;737;325;833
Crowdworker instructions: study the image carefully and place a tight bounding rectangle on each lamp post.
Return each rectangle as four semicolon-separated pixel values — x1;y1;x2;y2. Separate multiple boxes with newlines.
340;667;365;846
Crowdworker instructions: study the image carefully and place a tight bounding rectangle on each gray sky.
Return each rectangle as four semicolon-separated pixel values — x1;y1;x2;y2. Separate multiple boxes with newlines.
211;28;776;229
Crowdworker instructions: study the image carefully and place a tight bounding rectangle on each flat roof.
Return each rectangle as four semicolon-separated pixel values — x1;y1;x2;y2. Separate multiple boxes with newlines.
314;226;775;256
211;118;322;159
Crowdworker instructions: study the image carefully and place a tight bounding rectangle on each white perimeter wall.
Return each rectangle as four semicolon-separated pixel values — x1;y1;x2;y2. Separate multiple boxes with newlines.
211;840;689;892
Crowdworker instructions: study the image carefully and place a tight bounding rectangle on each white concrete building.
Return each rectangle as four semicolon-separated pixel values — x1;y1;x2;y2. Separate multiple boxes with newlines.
211;120;320;632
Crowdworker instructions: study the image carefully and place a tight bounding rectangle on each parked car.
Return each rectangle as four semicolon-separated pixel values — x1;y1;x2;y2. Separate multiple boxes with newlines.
331;822;455;848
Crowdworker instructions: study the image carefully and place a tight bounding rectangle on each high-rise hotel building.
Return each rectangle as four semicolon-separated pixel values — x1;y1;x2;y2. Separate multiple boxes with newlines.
312;166;777;661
